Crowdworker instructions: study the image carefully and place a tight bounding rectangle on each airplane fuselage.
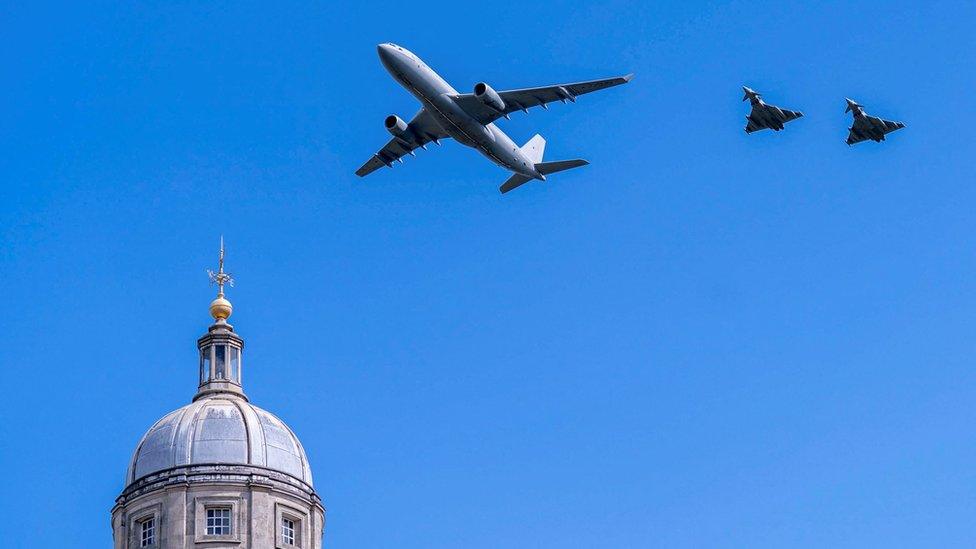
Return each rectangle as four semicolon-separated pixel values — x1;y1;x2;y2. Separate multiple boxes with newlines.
749;101;786;131
850;115;884;142
377;44;543;179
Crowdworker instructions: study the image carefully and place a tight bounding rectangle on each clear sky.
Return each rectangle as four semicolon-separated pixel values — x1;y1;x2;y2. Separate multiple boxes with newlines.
1;1;975;547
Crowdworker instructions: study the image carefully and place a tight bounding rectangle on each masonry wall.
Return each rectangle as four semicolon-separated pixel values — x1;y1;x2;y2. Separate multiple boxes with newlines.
112;465;324;549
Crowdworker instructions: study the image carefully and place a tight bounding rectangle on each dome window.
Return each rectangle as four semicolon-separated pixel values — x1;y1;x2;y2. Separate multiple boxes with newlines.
215;345;227;379
197;342;243;387
199;346;212;385
230;346;241;383
276;504;307;547
206;507;232;536
193;498;243;543
282;517;296;545
139;517;155;547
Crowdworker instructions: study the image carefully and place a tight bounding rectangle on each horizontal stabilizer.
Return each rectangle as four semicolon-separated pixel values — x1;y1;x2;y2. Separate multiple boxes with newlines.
500;173;533;194
536;159;588;175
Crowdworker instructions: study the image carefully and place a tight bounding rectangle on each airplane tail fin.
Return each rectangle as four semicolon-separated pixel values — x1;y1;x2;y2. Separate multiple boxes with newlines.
742;86;760;102
521;134;546;164
499;135;589;194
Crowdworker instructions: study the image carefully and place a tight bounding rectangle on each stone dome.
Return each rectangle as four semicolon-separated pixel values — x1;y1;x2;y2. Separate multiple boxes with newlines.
114;250;325;549
127;394;313;486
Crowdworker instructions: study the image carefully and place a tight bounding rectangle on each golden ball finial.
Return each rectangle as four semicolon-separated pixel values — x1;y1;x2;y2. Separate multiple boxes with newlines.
210;294;233;321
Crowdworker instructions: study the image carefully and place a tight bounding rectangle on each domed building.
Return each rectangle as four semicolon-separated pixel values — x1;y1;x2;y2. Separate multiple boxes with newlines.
112;247;325;548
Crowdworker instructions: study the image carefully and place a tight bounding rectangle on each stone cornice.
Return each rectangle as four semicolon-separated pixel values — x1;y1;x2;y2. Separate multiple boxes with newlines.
116;463;324;514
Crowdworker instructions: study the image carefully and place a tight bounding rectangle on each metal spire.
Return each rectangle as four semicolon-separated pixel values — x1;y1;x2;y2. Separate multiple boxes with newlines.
207;236;234;297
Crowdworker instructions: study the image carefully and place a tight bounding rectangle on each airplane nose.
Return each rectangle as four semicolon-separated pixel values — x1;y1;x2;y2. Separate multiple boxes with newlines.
377;43;396;64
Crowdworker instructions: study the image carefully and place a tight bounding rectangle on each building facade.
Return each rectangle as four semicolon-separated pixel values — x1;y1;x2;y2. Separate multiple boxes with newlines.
112;250;325;548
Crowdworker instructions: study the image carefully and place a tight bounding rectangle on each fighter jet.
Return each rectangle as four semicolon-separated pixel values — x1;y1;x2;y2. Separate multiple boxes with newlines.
845;98;905;145
742;86;803;133
356;43;633;193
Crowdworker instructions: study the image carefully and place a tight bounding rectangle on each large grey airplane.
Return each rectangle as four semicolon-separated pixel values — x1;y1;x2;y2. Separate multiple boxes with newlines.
356;43;633;193
742;86;803;133
845;98;905;146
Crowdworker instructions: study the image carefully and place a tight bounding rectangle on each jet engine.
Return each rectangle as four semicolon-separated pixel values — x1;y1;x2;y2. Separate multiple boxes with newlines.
385;115;409;136
474;82;505;112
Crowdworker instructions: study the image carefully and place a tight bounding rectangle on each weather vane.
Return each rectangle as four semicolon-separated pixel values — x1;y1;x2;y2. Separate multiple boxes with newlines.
207;236;234;295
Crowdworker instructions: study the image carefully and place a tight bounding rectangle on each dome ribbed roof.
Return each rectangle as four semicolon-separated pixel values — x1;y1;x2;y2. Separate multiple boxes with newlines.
127;394;313;486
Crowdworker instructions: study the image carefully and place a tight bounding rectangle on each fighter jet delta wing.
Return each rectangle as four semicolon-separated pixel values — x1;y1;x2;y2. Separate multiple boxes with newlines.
356;108;452;177
844;98;905;146
744;106;803;133
846;117;906;145
742;86;803;133
846;129;871;146
450;74;634;125
776;108;803;124
875;117;906;133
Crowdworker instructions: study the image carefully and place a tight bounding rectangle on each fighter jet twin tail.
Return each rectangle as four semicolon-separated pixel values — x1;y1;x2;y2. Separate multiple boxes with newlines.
742;86;906;146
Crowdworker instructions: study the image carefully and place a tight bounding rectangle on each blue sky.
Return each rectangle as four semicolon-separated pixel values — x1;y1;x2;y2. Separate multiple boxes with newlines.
1;1;975;547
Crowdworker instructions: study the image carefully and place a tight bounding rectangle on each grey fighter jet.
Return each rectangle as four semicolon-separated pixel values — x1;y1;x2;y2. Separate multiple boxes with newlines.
356;43;633;193
742;86;803;133
845;98;905;145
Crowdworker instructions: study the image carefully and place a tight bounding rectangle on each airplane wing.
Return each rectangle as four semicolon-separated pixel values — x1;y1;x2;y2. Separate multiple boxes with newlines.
846;128;868;145
879;118;906;134
744;118;762;133
450;74;634;125
778;108;803;123
355;108;451;177
865;115;905;134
